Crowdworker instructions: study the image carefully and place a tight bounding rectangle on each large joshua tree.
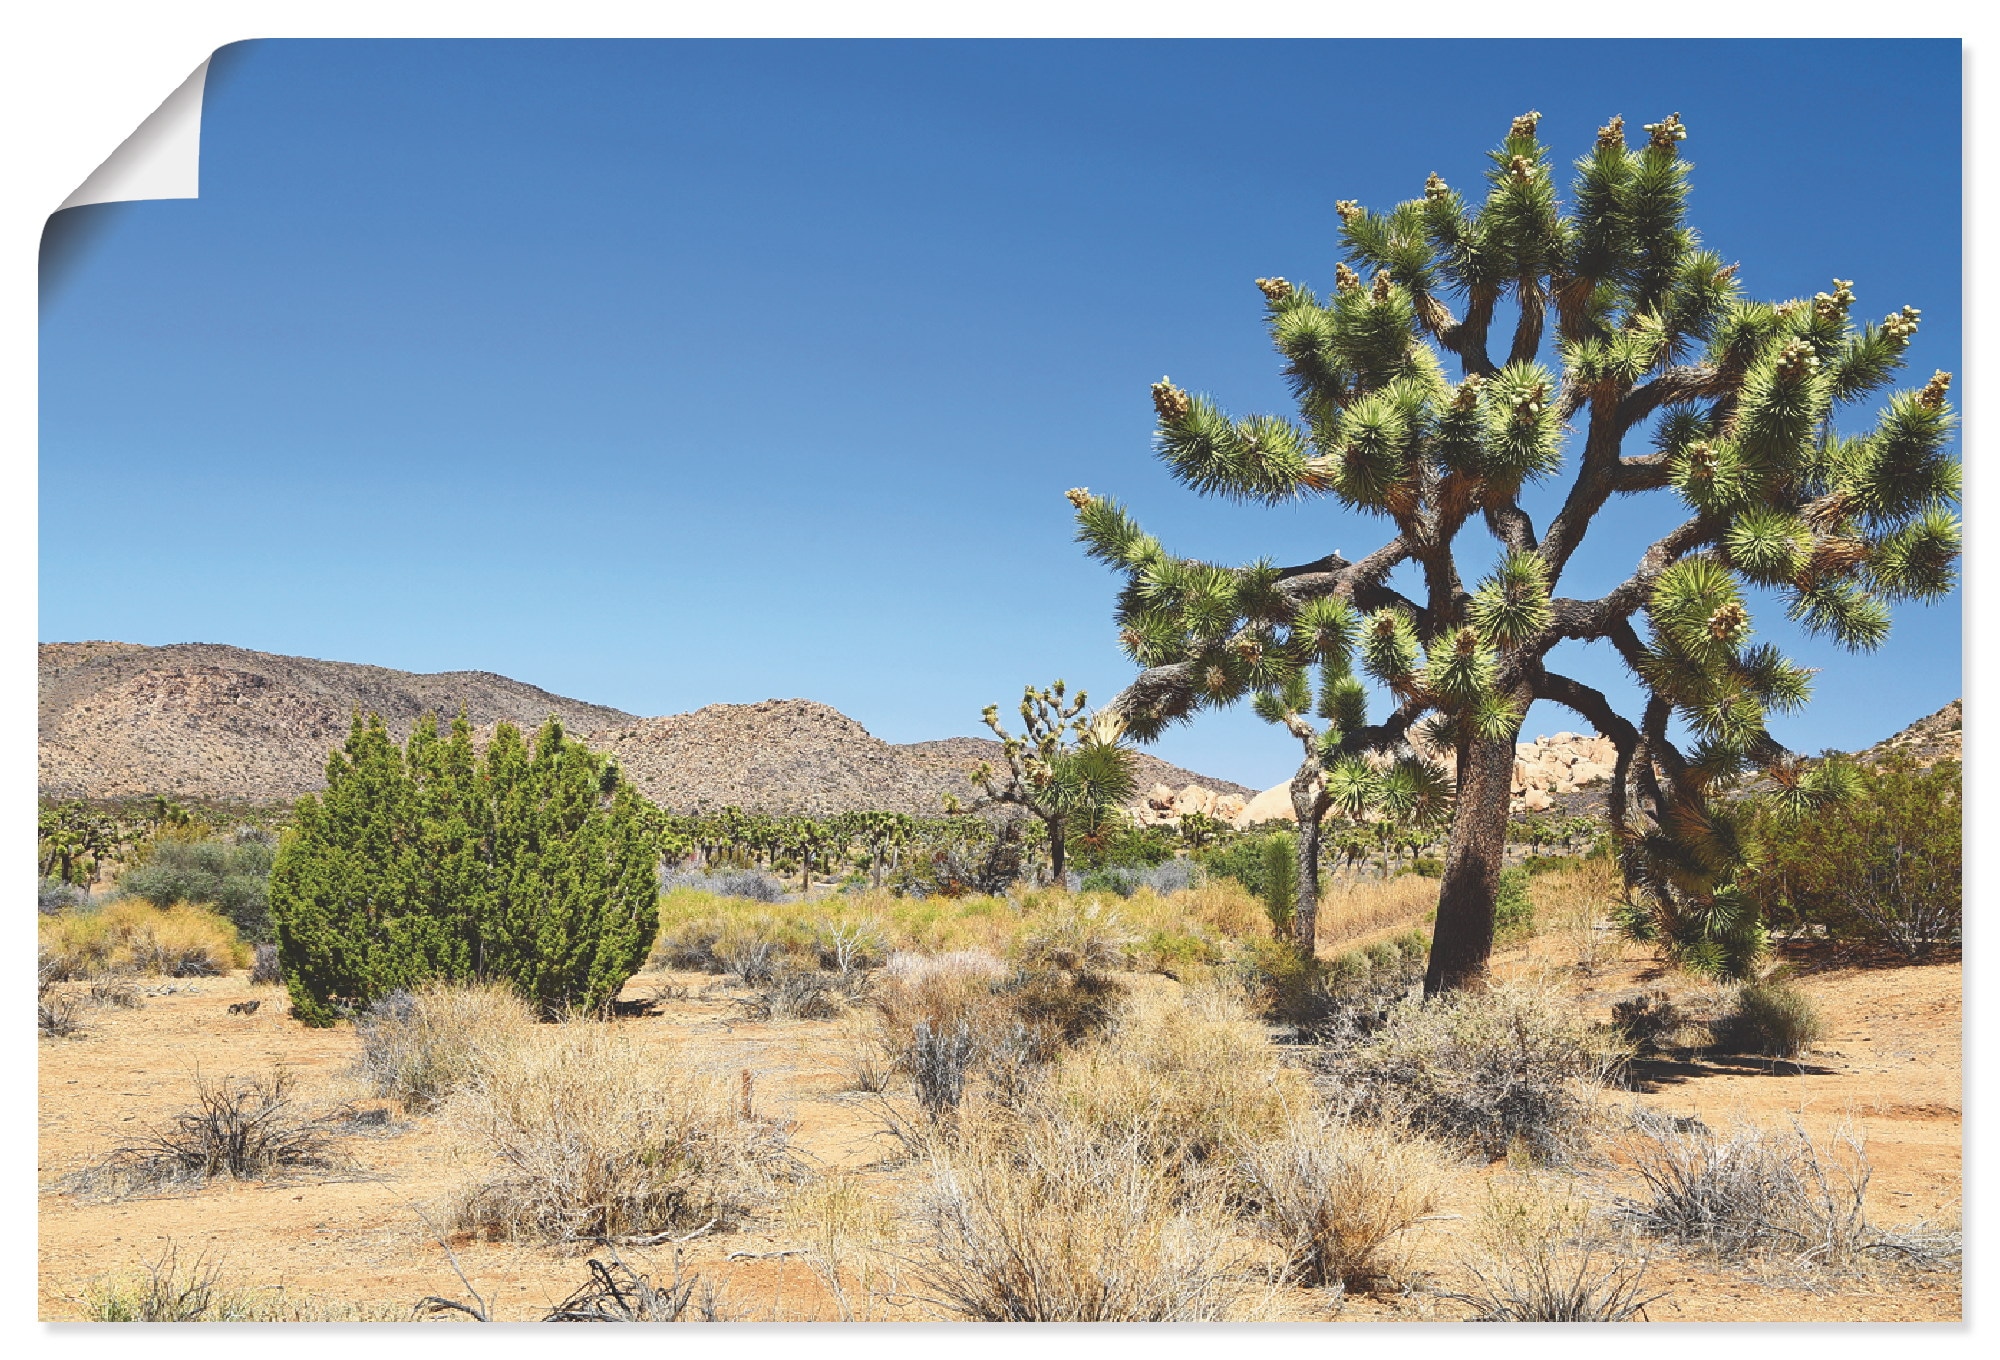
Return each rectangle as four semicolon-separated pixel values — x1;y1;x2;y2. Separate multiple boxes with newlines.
1068;110;1960;994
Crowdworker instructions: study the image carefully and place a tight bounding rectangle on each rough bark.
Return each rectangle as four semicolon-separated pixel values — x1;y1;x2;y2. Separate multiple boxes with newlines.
1288;757;1330;955
1424;728;1518;995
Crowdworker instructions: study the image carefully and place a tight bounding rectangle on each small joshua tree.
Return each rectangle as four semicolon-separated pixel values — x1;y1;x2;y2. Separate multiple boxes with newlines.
1071;110;1959;991
961;681;1138;883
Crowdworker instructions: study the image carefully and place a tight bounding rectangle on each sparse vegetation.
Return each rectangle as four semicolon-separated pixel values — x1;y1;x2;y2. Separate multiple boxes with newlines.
1234;1108;1443;1290
1451;1183;1663;1321
354;981;538;1112
1619;1110;1959;1275
72;1066;346;1197
84;1243;404;1322
446;1020;781;1243
1331;980;1630;1161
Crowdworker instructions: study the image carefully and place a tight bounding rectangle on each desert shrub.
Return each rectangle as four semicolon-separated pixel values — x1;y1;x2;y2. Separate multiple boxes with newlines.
909;1107;1244;1320
740;968;845;1022
1448;1181;1664;1321
814;919;886;974
909;1020;977;1117
447;1020;779;1242
1071;818;1178;874
1042;983;1313;1176
710;870;787;903
271;713;658;1025
1234;1110;1442;1290
1713;978;1823;1059
1332;981;1630;1162
1080;857;1205;899
38;965;86;1040
650;913;729;971
84;1244;406;1322
1493;865;1534;944
249;942;284;986
1409;856;1444;878
1610;990;1689;1055
354;981;537;1112
1235;930;1427;1031
39;899;248;979
1015;900;1132;976
119;828;276;942
39;878;89;915
718;933;782;985
76;1067;344;1196
1741;756;1960;958
1618;1110;1958;1272
88;977;143;1009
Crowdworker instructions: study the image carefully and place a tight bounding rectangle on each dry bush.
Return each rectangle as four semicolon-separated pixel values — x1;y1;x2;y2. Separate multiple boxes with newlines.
1314;875;1439;952
1531;859;1626;973
1618;1110;1959;1273
872;950;1014;1077
38;899;248;979
1041;982;1312;1175
737;968;848;1022
1015;900;1133;975
74;1066;345;1197
354;981;538;1112
1333;980;1631;1162
83;1243;405;1322
88;977;143;1009
908;1105;1248;1321
446;1020;782;1243
541;1249;725;1322
1449;1180;1664;1321
1233;1109;1443;1291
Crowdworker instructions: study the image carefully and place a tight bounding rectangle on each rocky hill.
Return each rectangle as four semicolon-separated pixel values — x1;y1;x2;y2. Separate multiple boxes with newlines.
1856;698;1961;768
38;643;1249;816
38;642;638;804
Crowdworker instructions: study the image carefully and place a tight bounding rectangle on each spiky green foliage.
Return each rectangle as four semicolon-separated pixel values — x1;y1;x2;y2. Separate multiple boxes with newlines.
270;714;659;1025
1074;110;1958;983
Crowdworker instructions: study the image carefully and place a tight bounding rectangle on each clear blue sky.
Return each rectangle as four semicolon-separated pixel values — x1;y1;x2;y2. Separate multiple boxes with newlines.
39;39;1962;791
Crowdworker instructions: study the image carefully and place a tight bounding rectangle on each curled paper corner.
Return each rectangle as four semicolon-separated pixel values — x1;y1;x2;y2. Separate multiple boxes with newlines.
58;56;212;210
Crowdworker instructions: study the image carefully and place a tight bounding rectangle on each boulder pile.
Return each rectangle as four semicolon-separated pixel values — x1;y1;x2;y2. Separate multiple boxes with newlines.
1509;731;1617;812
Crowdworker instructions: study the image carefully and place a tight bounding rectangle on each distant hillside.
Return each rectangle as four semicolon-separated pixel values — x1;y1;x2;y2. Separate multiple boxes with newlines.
38;642;635;804
37;643;1250;814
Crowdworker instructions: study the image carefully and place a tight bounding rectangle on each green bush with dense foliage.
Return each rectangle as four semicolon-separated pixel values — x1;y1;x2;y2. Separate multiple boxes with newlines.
1740;757;1960;958
270;713;659;1025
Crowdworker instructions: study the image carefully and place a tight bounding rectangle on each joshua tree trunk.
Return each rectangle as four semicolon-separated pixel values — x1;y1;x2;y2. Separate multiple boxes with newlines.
1424;729;1518;995
1289;759;1330;955
1046;814;1067;885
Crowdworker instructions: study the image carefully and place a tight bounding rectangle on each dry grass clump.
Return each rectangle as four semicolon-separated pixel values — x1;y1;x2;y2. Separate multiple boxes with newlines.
38;899;249;979
1530;858;1626;972
1314;875;1440;952
354;981;538;1112
446;1021;782;1243
1333;980;1631;1162
1448;1179;1664;1321
908;1107;1247;1320
83;1243;404;1322
1618;1110;1960;1274
782;1168;898;1320
1234;1108;1443;1291
1041;982;1312;1174
1712;978;1824;1059
72;1066;346;1197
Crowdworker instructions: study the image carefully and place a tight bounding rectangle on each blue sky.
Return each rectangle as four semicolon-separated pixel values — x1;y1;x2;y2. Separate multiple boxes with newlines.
39;38;1961;791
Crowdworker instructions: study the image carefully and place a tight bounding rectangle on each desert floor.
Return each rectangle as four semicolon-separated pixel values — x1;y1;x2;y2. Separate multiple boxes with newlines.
39;926;1960;1323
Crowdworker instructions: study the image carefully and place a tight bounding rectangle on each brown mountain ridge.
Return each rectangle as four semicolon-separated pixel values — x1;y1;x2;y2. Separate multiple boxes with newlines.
38;642;1251;815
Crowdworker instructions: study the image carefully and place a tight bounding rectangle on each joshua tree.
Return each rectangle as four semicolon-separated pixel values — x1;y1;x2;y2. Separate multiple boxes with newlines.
1070;110;1959;992
960;681;1138;883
